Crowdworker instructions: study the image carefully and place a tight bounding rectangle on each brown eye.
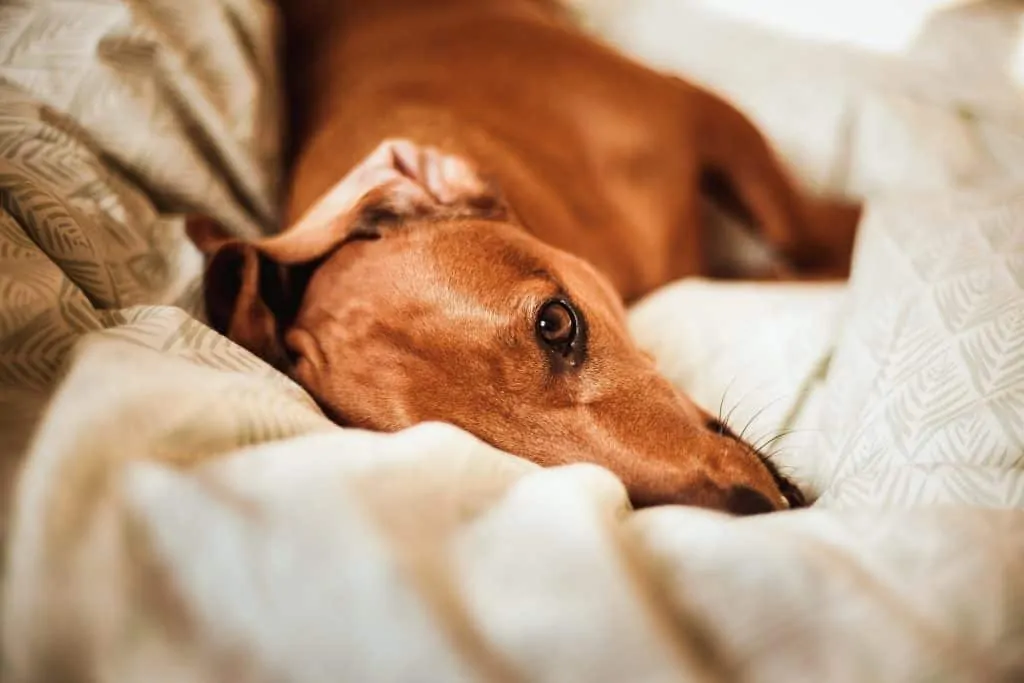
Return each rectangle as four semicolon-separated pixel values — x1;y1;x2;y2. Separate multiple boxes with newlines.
536;299;577;353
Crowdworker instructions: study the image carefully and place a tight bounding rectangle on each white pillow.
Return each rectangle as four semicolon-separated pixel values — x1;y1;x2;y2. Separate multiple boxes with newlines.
575;0;1024;196
814;186;1024;508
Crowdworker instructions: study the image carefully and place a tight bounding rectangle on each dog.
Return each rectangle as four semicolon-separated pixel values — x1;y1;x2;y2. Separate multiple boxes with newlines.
187;0;861;514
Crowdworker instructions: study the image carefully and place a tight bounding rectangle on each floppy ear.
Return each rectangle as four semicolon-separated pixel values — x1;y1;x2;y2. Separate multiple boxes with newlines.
187;138;509;368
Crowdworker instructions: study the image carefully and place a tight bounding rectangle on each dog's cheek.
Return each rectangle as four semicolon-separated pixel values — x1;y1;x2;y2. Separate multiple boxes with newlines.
317;357;427;432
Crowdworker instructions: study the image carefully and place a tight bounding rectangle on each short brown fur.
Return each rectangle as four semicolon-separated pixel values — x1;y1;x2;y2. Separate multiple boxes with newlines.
190;0;861;514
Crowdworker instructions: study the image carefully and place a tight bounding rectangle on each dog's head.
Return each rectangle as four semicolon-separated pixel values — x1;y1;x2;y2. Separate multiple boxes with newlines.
189;139;804;514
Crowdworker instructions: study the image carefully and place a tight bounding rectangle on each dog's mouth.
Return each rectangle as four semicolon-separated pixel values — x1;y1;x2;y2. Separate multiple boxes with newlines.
759;457;807;509
705;417;807;510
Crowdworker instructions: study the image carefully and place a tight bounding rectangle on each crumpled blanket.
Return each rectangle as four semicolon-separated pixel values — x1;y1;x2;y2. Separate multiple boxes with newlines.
2;1;1024;682
5;334;1024;682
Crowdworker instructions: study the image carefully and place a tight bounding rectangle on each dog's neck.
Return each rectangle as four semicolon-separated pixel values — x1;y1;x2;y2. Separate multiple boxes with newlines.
281;0;571;43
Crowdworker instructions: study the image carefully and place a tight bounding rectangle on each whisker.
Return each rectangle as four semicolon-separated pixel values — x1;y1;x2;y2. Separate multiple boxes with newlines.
737;396;786;443
716;375;739;427
760;425;831;452
766;446;797;462
764;452;797;473
753;429;798;453
722;395;747;432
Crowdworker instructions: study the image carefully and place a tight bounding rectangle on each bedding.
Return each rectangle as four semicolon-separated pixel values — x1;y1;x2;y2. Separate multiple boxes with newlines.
576;0;1024;196
2;1;1024;681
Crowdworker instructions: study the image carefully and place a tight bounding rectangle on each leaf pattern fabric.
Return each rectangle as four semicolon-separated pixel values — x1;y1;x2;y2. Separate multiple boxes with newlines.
2;1;1024;682
817;187;1024;507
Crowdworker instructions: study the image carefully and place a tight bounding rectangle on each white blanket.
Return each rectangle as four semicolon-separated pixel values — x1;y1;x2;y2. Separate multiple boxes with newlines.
6;336;1024;682
2;1;1024;681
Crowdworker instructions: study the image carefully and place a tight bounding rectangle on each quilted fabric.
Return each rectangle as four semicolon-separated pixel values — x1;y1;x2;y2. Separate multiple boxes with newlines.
816;186;1024;507
2;2;1024;681
0;0;281;237
0;0;279;528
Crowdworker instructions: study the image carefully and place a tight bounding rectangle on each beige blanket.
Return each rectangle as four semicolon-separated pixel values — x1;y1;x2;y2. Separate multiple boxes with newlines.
2;1;1024;681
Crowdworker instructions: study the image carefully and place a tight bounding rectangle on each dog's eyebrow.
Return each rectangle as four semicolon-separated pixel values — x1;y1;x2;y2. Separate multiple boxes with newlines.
527;268;575;303
529;267;559;286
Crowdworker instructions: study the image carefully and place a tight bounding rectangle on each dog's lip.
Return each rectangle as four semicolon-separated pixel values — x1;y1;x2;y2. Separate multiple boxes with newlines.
707;420;803;510
776;475;808;509
733;436;805;510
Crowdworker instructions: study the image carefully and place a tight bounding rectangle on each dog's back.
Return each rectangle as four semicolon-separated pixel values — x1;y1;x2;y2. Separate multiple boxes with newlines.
279;0;746;299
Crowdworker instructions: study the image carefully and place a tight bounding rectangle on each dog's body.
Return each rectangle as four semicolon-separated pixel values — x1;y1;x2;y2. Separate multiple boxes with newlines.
191;0;860;514
282;0;860;299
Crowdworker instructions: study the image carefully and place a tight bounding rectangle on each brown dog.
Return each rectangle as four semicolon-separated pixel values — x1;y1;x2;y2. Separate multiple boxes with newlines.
189;0;860;514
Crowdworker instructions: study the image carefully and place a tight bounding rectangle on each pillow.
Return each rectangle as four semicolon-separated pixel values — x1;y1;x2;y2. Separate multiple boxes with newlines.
815;185;1024;507
0;0;281;237
0;0;281;519
574;0;1024;197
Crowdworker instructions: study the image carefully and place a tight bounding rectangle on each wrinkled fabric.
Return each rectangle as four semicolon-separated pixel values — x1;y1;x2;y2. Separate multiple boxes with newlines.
5;337;1024;682
2;1;1024;682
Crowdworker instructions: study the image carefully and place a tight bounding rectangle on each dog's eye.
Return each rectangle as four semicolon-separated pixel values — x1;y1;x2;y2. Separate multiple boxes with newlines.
536;299;577;353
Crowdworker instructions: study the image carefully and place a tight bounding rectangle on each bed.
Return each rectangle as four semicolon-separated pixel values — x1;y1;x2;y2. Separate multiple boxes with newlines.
1;1;1023;681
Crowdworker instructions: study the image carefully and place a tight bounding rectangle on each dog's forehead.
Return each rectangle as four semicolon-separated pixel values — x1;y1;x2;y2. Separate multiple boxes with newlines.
424;220;624;307
305;218;628;334
426;221;551;272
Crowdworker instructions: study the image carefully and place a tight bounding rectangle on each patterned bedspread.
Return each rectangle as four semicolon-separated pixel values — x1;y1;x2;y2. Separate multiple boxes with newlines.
2;1;1023;681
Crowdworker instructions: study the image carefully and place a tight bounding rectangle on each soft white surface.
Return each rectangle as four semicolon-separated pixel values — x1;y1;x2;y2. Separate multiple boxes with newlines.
6;337;1024;682
577;0;1024;196
817;187;1024;507
2;1;1024;681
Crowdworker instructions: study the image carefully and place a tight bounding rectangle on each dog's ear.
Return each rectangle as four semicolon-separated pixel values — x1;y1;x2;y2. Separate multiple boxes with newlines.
259;138;510;264
188;139;509;367
204;241;300;367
